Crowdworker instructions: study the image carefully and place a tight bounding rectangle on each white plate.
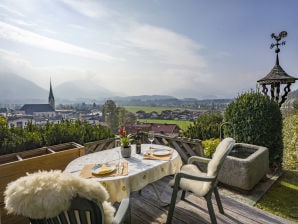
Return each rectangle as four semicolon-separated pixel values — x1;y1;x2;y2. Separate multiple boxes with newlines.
92;164;116;175
152;149;170;156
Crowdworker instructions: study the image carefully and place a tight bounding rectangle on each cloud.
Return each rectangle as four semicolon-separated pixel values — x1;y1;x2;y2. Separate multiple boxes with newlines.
9;19;35;27
0;48;92;88
0;3;24;17
62;0;112;18
57;1;207;69
0;21;119;62
125;24;206;68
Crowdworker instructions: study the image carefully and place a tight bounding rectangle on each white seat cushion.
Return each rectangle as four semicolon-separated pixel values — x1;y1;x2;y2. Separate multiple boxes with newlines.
169;138;235;197
207;137;235;177
169;164;211;196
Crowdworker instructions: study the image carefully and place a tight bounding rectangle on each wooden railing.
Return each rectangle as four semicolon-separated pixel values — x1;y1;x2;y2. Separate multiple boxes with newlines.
148;133;203;163
84;138;117;154
84;134;203;163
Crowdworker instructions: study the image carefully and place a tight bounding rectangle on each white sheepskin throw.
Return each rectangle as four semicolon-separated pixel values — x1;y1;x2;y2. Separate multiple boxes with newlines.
4;170;115;224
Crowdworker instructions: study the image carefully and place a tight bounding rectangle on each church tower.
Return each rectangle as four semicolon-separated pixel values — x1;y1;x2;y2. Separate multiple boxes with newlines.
48;79;55;110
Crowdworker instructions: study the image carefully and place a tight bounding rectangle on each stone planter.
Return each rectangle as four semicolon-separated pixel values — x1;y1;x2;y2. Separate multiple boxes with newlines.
218;143;269;191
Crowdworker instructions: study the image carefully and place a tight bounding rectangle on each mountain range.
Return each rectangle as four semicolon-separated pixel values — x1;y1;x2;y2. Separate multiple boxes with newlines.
1;72;296;106
0;73;181;104
0;73;48;104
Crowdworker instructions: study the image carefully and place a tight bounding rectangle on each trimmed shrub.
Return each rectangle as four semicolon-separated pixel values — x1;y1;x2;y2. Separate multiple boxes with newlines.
224;90;283;169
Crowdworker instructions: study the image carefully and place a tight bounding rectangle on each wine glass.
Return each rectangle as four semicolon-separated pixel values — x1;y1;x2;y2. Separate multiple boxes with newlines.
148;131;154;145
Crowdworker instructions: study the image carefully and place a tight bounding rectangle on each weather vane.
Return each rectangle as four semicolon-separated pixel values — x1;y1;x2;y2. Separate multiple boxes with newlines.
270;31;287;54
257;30;297;107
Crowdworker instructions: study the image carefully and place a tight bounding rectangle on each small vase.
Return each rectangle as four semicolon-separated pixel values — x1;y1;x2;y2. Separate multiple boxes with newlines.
121;146;131;158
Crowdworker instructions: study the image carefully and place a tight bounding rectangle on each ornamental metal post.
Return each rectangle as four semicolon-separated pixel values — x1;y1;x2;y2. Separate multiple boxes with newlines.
257;31;297;107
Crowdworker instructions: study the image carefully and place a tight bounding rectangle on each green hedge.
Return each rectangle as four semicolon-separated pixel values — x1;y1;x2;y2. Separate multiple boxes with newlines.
282;110;298;170
0;118;113;155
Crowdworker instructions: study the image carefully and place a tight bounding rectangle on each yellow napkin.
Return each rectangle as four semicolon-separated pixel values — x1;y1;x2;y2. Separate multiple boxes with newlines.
94;164;114;175
80;162;128;178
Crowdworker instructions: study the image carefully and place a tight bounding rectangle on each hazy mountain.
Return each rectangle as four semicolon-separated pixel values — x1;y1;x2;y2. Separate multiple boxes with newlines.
54;80;115;102
0;73;48;104
0;72;235;105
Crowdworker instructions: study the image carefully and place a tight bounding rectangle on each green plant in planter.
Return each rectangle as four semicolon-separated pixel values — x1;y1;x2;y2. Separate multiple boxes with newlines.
202;138;220;158
224;90;283;169
118;127;132;148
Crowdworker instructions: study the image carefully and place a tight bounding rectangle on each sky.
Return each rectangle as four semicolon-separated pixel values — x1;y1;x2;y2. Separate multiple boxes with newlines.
0;0;297;99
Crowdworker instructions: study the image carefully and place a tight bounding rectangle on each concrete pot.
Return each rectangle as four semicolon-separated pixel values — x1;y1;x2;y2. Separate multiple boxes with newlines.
121;146;131;158
218;143;269;191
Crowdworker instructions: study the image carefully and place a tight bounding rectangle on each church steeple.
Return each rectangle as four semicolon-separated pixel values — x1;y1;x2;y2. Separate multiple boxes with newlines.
48;79;55;110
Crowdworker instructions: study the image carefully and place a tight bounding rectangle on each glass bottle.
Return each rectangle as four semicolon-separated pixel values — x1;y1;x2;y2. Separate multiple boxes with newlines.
135;130;142;154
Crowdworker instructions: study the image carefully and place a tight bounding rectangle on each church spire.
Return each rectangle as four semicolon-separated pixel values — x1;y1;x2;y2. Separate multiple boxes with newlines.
48;79;55;110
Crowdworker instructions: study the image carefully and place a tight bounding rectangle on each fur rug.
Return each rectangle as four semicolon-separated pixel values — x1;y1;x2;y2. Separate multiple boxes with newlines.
4;170;115;224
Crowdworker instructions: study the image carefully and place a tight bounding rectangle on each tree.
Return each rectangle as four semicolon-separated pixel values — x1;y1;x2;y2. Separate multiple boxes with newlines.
117;107;137;127
102;100;118;133
183;113;223;140
0;116;8;144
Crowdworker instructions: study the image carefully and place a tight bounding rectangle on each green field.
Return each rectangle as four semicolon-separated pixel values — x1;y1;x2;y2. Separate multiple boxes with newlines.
123;106;193;131
137;119;193;131
123;106;184;114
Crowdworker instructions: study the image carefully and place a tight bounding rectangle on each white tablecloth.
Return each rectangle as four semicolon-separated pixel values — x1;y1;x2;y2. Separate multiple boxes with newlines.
64;144;183;203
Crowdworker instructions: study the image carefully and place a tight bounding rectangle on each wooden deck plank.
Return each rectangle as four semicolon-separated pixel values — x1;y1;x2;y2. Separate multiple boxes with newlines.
0;176;294;224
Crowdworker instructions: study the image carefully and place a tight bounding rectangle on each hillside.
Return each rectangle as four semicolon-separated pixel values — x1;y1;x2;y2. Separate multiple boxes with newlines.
54;80;115;102
0;73;48;104
0;72;233;105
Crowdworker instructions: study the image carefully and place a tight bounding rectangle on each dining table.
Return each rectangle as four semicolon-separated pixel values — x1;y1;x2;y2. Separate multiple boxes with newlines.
64;144;183;204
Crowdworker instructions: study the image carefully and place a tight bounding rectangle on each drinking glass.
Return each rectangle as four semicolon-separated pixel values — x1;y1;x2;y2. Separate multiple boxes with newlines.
148;131;154;145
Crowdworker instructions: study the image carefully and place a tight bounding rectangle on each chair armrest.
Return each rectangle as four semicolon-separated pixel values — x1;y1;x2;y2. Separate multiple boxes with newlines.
176;171;215;182
188;156;211;165
112;198;130;224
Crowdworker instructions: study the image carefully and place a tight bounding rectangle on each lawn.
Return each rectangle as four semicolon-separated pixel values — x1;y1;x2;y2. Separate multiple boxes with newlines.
137;119;193;131
255;170;298;222
255;110;298;222
124;106;193;131
124;106;184;114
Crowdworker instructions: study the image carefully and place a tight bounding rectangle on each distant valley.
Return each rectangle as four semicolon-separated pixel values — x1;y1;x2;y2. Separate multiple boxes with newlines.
1;72;297;107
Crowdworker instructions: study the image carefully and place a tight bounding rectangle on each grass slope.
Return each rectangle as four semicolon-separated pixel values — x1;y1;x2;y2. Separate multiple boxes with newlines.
137;119;192;131
255;170;298;222
255;110;298;222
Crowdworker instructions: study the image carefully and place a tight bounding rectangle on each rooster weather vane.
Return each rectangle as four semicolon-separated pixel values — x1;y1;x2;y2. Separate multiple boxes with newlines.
270;31;287;54
257;31;297;107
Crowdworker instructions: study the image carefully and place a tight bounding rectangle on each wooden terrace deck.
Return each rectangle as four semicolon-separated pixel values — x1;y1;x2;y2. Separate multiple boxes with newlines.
1;175;293;224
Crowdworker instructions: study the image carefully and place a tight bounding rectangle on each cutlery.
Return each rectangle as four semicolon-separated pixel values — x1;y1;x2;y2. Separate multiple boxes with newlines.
118;162;123;175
